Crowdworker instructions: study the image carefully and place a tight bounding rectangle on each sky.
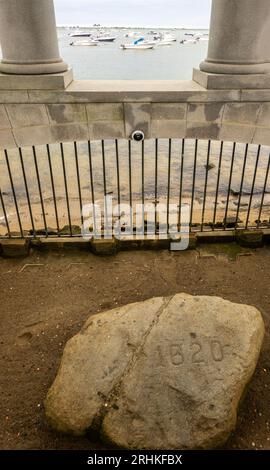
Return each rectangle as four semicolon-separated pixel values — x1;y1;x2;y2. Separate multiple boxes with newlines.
54;0;212;28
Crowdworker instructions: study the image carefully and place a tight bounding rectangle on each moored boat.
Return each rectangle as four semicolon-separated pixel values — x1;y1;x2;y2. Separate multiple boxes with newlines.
120;43;154;50
180;39;198;45
157;40;173;46
70;40;98;46
162;33;177;42
93;35;117;42
69;31;92;37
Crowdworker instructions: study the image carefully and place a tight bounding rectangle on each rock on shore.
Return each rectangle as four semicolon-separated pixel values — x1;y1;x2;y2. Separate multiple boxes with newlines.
45;294;264;449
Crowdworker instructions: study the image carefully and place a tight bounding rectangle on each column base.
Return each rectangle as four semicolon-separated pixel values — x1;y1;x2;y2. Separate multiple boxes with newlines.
0;59;69;75
193;68;270;90
200;60;270;75
0;69;73;90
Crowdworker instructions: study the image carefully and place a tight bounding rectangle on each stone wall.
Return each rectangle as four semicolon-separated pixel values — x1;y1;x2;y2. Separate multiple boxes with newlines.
1;78;270;149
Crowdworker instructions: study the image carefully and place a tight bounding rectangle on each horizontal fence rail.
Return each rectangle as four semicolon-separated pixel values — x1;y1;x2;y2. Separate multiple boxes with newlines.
0;138;270;240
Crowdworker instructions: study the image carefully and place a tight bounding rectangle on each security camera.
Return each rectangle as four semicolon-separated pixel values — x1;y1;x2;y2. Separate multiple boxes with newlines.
131;130;145;142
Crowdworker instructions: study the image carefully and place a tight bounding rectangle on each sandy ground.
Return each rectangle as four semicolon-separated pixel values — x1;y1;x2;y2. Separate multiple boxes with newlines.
0;244;270;450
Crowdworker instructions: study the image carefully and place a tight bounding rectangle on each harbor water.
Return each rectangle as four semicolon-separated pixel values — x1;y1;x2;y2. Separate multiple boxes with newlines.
57;27;209;80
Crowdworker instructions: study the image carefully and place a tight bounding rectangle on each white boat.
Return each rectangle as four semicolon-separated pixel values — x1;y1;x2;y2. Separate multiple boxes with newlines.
180;39;198;45
69;31;92;37
197;37;209;42
125;32;141;38
93;35;117;42
162;34;177;42
157;40;173;46
70;40;98;46
120;44;154;50
142;40;158;46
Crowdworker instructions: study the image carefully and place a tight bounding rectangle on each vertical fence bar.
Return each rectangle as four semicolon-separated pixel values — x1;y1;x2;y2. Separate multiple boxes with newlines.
235;143;249;227
88;140;96;235
167;139;172;233
46;144;60;236
32;146;47;236
257;152;270;227
178;139;185;231
18;147;35;237
201;140;211;231
60;142;72;236
0;187;11;237
154;139;158;234
4;149;23;237
74;142;84;227
101;140;108;236
115;139;121;207
245;145;261;229
141;140;145;232
128;140;132;234
212;141;224;229
190;139;198;229
224;142;236;228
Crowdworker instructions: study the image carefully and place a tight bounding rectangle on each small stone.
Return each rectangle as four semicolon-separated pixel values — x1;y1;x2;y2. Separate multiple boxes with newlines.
223;216;242;228
205;163;215;171
236;229;264;248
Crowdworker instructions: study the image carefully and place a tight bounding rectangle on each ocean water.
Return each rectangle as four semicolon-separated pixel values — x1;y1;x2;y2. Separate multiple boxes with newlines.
57;27;209;80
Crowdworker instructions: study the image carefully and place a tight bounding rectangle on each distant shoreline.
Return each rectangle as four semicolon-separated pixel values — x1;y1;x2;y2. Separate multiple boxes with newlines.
57;25;209;30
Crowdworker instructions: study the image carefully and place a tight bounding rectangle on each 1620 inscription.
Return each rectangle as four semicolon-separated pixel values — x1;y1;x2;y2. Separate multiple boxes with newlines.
157;338;229;366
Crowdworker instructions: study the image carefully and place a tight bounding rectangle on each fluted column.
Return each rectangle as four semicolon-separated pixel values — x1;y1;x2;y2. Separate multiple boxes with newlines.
0;0;68;74
200;0;270;75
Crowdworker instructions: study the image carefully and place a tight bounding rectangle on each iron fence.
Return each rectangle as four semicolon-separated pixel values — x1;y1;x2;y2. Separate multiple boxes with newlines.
0;138;270;239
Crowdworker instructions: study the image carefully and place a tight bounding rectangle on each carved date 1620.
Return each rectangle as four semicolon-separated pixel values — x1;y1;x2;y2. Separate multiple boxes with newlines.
157;338;228;366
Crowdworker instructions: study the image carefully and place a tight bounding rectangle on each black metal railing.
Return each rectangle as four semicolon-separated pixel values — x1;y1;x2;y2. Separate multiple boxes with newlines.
0;138;270;239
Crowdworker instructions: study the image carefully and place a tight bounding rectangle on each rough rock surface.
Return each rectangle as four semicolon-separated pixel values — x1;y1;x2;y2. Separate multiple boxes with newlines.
45;294;265;449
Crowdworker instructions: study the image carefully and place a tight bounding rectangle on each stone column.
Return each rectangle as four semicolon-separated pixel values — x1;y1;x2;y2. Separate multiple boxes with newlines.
0;0;68;74
194;0;270;88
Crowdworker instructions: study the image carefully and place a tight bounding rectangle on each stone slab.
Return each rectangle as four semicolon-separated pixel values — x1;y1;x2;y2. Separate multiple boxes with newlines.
0;128;16;149
0;105;11;129
124;103;151;138
152;103;187;120
46;104;87;124
222;103;261;126
187;103;224;123
89;121;125;140
0;239;30;257
151;119;186;138
0;69;73;90
86;103;124;122
186;121;220;140
6;104;49;128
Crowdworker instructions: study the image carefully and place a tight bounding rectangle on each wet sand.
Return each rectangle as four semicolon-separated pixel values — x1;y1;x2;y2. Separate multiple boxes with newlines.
1;139;270;235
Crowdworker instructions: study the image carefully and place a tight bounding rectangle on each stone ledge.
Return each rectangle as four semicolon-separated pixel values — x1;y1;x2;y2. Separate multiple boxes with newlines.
28;81;241;104
3;78;270;105
1;231;269;257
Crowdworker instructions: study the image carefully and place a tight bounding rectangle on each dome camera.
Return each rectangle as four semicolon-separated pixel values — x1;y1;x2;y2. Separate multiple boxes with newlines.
131;130;145;142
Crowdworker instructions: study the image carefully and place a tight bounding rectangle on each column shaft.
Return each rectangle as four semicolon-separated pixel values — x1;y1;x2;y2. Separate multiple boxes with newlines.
0;0;68;74
200;0;270;74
